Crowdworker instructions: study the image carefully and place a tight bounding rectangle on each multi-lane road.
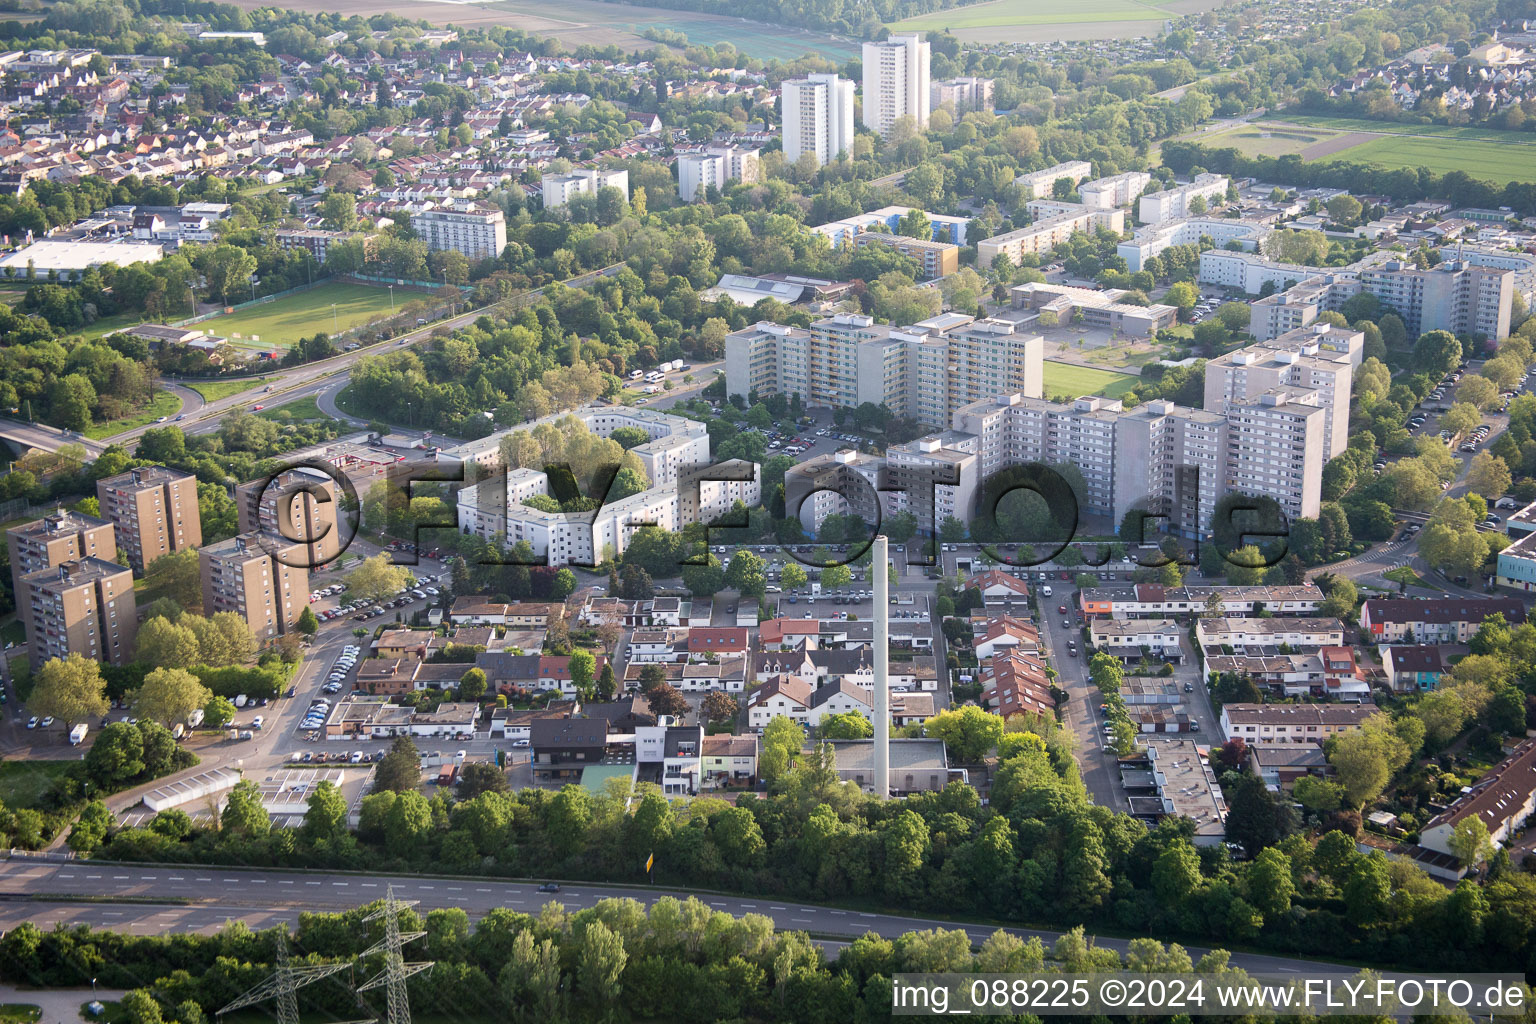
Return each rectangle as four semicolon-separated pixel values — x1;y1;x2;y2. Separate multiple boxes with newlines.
0;858;1360;975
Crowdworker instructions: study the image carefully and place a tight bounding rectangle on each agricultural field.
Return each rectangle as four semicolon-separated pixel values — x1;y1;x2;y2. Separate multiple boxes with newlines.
1315;133;1536;185
1276;114;1536;145
224;0;855;60
890;0;1186;41
198;282;395;351
1041;360;1141;401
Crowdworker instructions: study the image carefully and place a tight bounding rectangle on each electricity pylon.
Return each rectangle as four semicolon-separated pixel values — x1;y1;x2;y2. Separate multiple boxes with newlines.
356;885;434;1024
217;927;352;1024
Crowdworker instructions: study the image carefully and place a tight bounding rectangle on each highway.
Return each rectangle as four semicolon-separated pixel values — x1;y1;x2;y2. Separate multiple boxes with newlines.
0;859;1357;974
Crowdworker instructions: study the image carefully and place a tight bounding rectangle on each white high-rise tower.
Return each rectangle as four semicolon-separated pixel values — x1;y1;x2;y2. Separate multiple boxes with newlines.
862;34;930;136
781;72;855;167
872;534;889;799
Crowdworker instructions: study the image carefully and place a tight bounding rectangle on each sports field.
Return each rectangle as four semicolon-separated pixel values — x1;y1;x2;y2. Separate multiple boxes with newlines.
891;0;1176;37
198;282;395;350
1195;124;1341;159
1042;361;1140;400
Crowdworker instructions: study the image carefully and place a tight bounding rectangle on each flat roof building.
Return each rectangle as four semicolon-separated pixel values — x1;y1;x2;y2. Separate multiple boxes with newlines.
96;465;202;574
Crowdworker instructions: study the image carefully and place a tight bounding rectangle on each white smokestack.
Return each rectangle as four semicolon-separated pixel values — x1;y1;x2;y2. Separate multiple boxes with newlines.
872;534;889;799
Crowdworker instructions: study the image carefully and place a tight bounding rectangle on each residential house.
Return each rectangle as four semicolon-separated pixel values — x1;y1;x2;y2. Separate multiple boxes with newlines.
1359;597;1526;643
1219;703;1380;743
1383;645;1447;692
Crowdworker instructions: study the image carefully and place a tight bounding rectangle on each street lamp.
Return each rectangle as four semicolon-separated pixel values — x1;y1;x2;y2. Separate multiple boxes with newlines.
388;285;394;313
332;303;338;333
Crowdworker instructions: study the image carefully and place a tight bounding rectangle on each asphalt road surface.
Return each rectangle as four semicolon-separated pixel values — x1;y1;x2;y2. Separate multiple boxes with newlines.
0;859;1358;976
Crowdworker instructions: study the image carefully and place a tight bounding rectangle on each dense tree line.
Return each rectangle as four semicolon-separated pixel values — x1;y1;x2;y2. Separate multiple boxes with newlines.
71;711;1536;974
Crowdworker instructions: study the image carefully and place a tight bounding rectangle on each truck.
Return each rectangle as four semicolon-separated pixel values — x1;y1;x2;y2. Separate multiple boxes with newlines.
642;384;661;395
436;763;459;786
234;694;248;708
69;723;88;746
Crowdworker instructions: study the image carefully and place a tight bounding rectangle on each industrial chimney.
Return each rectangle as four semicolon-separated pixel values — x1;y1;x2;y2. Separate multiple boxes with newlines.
872;534;889;799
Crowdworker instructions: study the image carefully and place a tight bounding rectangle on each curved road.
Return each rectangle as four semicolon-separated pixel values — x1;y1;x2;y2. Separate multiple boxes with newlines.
0;859;1357;975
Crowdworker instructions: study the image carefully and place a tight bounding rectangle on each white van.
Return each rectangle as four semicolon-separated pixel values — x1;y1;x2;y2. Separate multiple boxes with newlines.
1041;585;1053;597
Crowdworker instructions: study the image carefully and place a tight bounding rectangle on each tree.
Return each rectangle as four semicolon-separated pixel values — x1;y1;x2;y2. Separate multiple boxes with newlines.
296;606;320;636
132;668;212;727
1247;847;1294;918
348;554;412;603
724;549;767;597
459;667;488;701
1449;815;1494;872
576;920;627;1010
596;663;617;701
1324;194;1362;226
638;664;666;691
203;696;236;729
456;762;511;800
301;780;350;847
681;555;725;597
1327;713;1411;807
220;779;270;837
144;550;201;611
1320;577;1358;619
320;191;357;231
646;682;689;719
134;616;201;670
198;244;258;306
84;721;144;786
1466;451;1512;499
1215;301;1252;332
759;716;804;784
568;649;596;697
820;710;873;739
1088;651;1124;695
923;706;1003;763
700;690;739;727
1223;772;1298;856
821;563;853;589
29;652;109;726
373;735;422;793
68;800;115;854
781;564;808;590
1413;330;1463;377
1440;401;1480;438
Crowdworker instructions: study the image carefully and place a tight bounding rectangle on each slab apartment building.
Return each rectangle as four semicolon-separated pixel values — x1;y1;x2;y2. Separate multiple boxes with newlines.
235;468;343;568
96;465;202;574
199;532;310;642
7;511;123;664
20;557;137;667
725;312;1044;429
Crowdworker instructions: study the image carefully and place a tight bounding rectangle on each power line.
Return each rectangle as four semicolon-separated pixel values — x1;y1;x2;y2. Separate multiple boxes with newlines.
356;885;434;1024
217;927;352;1024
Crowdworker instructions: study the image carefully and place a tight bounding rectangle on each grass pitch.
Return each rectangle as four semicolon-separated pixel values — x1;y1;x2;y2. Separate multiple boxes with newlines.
1042;361;1141;401
198;282;396;350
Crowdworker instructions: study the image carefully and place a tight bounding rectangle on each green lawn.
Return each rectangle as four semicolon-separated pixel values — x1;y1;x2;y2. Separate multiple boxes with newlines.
1317;133;1536;184
189;378;266;402
0;1005;41;1024
892;0;1166;29
1196;125;1339;159
257;396;332;424
1041;360;1141;400
83;388;182;440
0;760;75;810
76;312;144;341
198;282;396;351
